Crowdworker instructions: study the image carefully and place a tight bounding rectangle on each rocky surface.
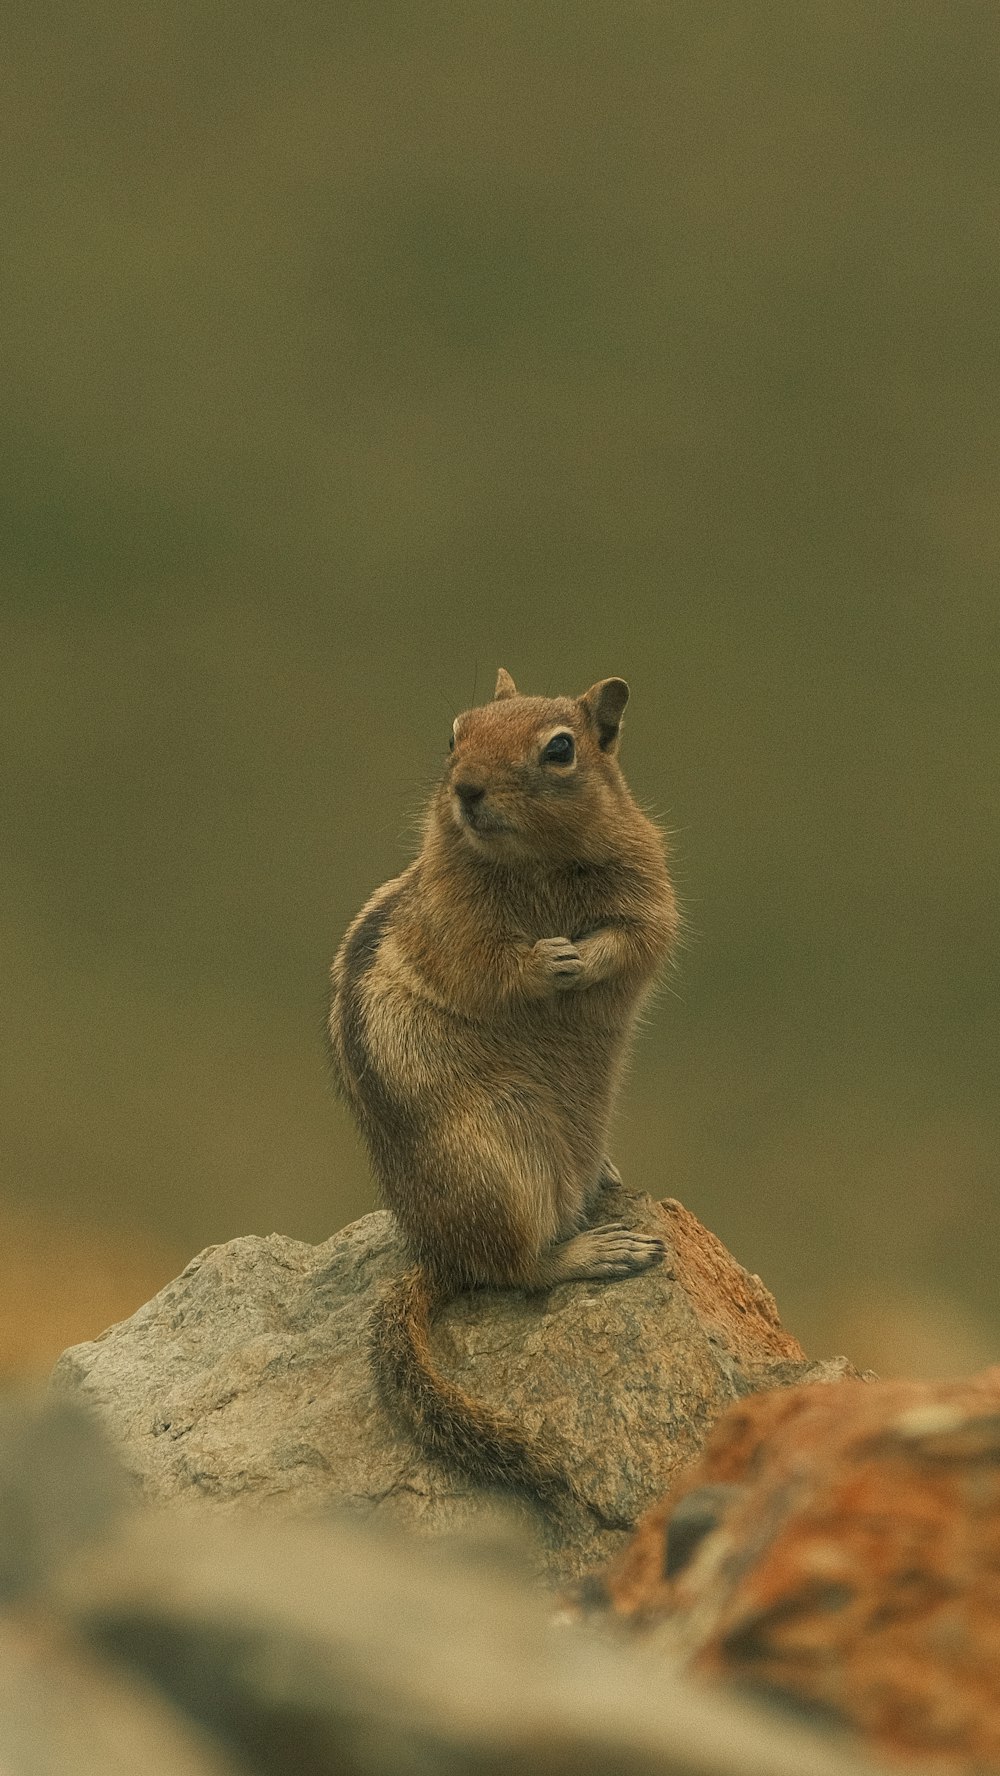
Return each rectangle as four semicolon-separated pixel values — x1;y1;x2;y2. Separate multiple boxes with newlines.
50;1192;840;1585
0;1395;879;1776
599;1369;1000;1771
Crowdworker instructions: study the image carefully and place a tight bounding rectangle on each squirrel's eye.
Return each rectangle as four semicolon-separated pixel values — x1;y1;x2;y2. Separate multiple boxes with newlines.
542;732;575;765
448;733;455;752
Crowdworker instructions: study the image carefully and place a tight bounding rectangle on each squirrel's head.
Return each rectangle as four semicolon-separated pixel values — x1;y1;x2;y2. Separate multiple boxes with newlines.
436;668;633;866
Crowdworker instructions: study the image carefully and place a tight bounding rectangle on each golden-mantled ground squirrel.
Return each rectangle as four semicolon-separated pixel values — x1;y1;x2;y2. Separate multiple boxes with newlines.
329;669;679;1502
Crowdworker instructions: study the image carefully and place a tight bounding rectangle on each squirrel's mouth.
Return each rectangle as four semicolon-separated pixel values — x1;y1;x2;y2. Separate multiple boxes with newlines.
452;800;511;839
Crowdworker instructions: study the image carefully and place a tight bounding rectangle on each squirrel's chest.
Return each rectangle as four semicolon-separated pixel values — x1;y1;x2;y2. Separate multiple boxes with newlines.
498;875;615;942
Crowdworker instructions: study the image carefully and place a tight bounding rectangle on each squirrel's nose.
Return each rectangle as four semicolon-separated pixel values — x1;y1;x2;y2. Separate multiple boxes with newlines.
454;777;486;809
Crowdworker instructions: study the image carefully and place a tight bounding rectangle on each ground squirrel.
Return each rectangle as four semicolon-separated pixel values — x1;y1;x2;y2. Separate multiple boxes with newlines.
328;668;679;1503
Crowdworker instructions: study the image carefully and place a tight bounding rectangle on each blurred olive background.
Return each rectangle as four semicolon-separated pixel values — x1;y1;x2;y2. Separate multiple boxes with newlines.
3;1;998;1376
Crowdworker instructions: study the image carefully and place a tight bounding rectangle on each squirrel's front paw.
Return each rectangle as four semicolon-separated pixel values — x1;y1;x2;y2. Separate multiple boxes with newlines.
532;935;583;991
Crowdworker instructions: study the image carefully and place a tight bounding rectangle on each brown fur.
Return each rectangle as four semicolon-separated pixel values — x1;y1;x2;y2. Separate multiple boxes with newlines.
328;671;679;1502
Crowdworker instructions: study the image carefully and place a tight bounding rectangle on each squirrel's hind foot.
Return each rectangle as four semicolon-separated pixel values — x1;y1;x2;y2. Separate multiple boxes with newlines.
538;1222;666;1285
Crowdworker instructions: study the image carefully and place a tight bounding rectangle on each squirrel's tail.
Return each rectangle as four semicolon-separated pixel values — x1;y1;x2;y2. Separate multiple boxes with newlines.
369;1267;576;1509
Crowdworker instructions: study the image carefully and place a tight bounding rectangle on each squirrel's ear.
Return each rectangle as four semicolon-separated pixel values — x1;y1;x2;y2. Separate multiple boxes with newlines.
579;677;629;751
494;667;518;701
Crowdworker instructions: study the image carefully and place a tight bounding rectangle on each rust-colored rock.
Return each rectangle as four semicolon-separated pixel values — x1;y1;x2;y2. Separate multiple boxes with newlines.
657;1199;804;1370
604;1368;1000;1771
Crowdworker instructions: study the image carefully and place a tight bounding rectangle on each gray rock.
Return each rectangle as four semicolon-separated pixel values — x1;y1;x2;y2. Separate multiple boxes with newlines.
50;1192;841;1585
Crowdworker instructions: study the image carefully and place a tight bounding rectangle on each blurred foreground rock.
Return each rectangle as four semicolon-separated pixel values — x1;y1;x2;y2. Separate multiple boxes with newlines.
0;1614;246;1776
0;1397;876;1776
599;1369;1000;1772
50;1193;843;1584
58;1506;878;1776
